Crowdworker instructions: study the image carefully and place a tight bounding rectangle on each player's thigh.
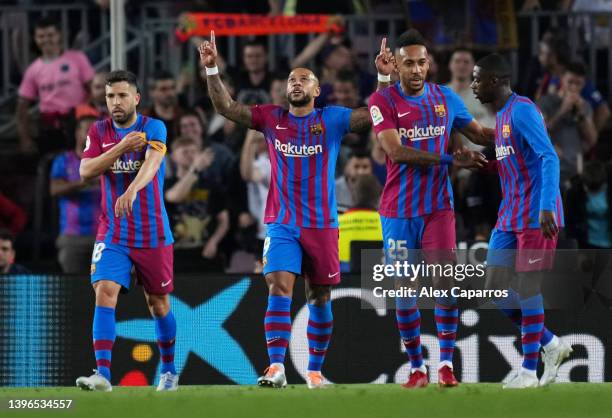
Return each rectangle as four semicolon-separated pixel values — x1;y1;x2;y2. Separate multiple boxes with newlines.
130;244;174;295
515;228;558;272
300;227;340;286
486;229;517;269
421;210;457;270
262;223;303;277
90;241;133;290
380;215;424;262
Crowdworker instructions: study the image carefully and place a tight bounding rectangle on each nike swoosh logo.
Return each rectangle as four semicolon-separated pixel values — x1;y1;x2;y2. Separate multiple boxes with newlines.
409;136;436;142
440;331;455;336
328;272;339;278
161;280;172;287
497;155;510;161
276;124;288;130
102;142;115;148
398;111;411;117
266;337;280;343
528;258;542;264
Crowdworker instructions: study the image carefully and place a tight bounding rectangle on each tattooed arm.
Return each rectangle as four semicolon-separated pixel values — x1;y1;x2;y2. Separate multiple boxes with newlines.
199;30;253;128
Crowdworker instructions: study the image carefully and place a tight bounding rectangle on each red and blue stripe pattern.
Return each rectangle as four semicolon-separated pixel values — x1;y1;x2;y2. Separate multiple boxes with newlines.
369;83;473;219
306;302;334;372
395;298;423;369
84;114;173;248
494;94;564;231
264;295;292;364
520;295;545;371
251;104;352;229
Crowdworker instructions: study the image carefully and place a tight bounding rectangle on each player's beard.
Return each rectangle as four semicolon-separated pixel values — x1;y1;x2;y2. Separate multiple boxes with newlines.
287;91;312;107
112;108;135;125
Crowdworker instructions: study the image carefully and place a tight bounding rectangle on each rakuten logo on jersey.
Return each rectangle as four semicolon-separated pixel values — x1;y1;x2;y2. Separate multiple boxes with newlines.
495;145;515;160
111;159;142;173
399;125;446;142
275;139;323;158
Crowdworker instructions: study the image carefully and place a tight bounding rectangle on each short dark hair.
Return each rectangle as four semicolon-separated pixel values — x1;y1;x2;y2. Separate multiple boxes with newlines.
0;229;15;246
450;48;474;60
349;148;371;160
335;70;358;89
152;70;175;83
565;61;587;77
179;109;207;128
475;53;511;81
35;16;61;32
352;174;382;208
396;29;428;50
243;39;267;52
106;70;140;92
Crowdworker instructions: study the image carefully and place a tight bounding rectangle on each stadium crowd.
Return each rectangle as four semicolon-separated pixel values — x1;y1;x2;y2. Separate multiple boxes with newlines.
2;0;612;275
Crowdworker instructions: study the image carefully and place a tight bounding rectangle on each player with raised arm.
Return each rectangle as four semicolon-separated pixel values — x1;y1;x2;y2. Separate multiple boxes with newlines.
472;53;572;389
76;70;178;392
200;31;393;388
368;29;493;389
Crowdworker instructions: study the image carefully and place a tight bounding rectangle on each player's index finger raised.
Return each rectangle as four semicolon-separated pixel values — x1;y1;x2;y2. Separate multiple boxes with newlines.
380;37;387;53
210;30;215;45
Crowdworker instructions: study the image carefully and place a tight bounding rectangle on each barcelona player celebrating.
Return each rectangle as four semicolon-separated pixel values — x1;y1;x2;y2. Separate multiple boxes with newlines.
368;29;493;389
472;53;572;389
200;31;393;388
76;70;178;392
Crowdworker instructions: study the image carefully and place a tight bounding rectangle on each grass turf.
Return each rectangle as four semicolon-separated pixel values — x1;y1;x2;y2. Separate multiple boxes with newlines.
1;383;611;418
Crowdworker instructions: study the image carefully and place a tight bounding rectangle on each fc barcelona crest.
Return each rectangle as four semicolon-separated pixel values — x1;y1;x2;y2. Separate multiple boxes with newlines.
502;124;511;138
310;123;323;135
434;104;446;117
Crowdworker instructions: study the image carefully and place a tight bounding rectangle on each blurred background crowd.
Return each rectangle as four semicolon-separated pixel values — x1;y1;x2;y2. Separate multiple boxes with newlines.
1;0;612;275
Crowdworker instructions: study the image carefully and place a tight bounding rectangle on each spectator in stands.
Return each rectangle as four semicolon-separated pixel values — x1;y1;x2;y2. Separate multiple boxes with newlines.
165;137;230;272
269;72;288;108
143;70;184;146
0;192;28;238
239;130;271;257
447;48;496;151
536;36;610;132
336;149;373;213
538;61;598;187
291;32;375;107
0;230;29;275
565;160;612;249
206;74;248;152
332;69;362;108
16;16;95;155
338;174;383;272
74;71;109;120
231;40;271;105
50;116;101;274
178;110;235;189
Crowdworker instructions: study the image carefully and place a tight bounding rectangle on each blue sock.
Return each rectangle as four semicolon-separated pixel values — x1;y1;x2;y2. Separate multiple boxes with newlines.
264;296;292;365
307;302;333;372
494;288;555;347
395;297;423;369
520;294;545;371
434;296;458;364
155;310;177;374
92;306;116;381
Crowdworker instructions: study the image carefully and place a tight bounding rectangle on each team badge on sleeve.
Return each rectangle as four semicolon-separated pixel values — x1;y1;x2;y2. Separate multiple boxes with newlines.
370;105;384;126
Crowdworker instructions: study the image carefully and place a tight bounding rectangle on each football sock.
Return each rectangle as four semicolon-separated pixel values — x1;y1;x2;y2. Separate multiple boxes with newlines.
265;295;292;365
435;296;458;367
155;310;177;374
396;297;423;369
92;306;115;382
307;301;333;372
520;294;545;371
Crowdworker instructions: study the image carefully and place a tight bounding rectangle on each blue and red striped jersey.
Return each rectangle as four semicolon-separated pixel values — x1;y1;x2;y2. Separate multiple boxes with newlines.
494;93;564;231
82;113;173;247
368;82;473;218
251;104;352;228
50;150;101;236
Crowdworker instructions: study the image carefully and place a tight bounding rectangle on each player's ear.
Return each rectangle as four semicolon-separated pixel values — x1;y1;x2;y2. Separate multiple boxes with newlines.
314;85;321;99
135;92;141;106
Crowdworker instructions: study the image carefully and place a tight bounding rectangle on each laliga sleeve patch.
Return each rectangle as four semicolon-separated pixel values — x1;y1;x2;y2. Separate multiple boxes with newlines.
370;105;384;126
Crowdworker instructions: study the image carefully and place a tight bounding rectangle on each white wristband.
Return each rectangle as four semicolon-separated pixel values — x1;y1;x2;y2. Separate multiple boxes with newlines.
377;73;391;82
205;66;219;76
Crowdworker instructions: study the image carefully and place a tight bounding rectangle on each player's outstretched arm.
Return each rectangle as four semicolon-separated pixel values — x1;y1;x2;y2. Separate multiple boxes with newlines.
114;148;164;217
80;131;147;180
458;120;495;146
378;129;487;168
199;31;252;127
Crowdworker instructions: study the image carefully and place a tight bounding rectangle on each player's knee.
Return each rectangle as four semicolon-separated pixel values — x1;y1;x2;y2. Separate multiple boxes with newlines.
147;294;170;317
515;272;542;298
306;285;331;305
268;282;292;296
94;281;120;307
485;266;513;292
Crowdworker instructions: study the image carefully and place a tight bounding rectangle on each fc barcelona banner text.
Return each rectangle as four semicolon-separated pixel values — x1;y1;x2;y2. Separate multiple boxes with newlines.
176;13;344;41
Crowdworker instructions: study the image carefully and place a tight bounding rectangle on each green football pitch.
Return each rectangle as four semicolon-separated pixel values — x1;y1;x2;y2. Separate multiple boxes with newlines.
1;384;611;418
